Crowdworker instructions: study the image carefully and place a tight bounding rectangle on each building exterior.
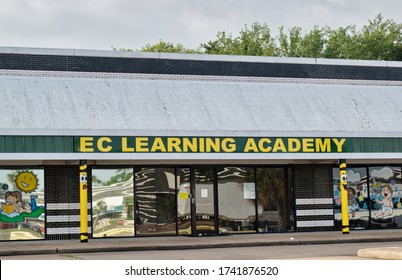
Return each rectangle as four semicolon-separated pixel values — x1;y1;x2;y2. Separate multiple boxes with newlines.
1;47;402;241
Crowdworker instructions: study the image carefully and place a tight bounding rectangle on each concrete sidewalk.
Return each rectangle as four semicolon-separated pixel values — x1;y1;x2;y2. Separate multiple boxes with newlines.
1;229;402;259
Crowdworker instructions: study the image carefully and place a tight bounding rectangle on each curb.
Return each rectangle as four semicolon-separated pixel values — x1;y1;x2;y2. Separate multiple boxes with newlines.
3;236;402;257
357;247;402;260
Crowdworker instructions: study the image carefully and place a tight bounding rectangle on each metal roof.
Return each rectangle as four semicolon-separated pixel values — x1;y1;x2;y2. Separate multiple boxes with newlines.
1;74;401;138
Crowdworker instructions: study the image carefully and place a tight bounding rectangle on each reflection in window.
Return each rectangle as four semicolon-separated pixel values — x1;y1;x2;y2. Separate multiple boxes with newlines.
0;169;45;240
194;166;216;235
369;166;402;229
218;167;256;234
177;168;191;235
256;167;293;232
92;168;134;238
333;167;369;230
135;167;176;236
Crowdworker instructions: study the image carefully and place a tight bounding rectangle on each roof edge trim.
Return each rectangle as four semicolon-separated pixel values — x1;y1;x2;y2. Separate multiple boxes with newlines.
1;46;402;68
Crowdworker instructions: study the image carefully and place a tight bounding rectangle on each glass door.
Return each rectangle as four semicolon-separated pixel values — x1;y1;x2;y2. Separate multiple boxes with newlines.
192;166;217;236
177;167;192;235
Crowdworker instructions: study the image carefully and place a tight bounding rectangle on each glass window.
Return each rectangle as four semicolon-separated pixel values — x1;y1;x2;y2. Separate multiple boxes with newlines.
0;168;45;240
333;167;369;230
218;167;256;234
92;168;134;238
177;168;191;235
256;167;293;232
369;166;402;229
135;167;176;236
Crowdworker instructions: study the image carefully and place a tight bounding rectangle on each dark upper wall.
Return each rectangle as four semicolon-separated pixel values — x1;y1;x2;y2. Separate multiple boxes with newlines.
1;47;402;81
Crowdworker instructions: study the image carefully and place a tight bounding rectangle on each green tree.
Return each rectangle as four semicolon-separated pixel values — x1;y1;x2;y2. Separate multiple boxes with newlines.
201;31;236;55
277;26;325;58
324;14;402;60
102;169;132;186
357;14;402;60
297;26;326;58
276;26;301;57
91;175;102;185
93;200;107;230
323;25;359;59
235;23;276;56
202;23;276;56
140;40;200;54
124;14;402;61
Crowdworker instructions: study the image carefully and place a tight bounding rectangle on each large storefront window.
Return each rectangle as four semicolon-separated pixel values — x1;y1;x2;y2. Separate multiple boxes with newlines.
256;167;293;232
333;165;402;230
135;167;176;236
369;166;402;229
90;165;296;238
92;168;134;238
218;167;256;234
333;167;369;229
0;168;45;240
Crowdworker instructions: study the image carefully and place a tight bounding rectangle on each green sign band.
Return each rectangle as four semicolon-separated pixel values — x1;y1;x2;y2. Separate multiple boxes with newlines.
1;136;402;153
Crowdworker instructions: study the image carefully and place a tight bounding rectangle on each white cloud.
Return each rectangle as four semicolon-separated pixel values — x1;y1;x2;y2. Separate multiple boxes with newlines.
371;167;395;180
347;170;361;183
0;0;401;50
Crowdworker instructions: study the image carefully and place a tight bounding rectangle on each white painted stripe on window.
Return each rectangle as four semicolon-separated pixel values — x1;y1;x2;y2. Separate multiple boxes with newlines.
296;198;333;205
47;215;91;222
46;227;92;234
47;203;91;210
296;209;334;216
296;220;334;227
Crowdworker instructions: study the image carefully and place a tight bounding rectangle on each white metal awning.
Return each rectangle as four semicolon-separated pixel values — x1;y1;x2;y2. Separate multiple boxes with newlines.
1;75;402;138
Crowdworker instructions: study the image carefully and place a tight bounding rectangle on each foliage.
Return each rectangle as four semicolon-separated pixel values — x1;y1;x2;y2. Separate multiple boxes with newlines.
117;14;402;61
140;40;201;54
101;169;133;186
323;14;402;60
202;23;276;56
92;200;107;230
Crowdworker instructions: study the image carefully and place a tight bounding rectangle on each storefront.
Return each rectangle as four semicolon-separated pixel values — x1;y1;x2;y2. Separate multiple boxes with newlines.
0;47;402;241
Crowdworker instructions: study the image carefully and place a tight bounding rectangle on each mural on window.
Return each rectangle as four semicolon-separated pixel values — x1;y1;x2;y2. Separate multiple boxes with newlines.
369;166;402;229
0;169;45;240
333;167;369;229
92;168;134;238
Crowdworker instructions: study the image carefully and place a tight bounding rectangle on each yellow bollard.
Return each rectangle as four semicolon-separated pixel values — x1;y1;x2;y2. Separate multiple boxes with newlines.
339;160;349;234
80;160;88;242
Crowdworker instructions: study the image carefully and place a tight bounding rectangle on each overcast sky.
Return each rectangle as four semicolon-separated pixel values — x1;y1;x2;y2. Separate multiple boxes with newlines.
1;0;401;51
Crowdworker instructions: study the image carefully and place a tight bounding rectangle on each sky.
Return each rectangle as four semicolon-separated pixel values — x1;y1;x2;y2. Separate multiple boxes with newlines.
1;0;402;51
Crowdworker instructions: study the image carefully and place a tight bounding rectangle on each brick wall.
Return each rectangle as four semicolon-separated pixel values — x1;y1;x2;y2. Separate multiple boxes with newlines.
1;53;402;81
294;165;334;232
45;165;91;240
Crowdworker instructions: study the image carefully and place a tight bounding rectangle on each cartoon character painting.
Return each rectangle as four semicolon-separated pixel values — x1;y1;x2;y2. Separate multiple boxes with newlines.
347;187;359;218
375;184;394;218
14;170;39;193
0;170;44;222
3;191;32;215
